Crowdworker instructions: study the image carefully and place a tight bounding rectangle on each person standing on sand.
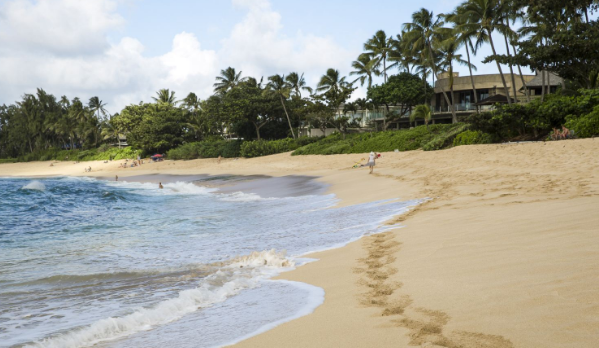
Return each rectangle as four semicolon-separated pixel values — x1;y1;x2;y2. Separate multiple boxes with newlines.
366;151;377;174
217;155;222;164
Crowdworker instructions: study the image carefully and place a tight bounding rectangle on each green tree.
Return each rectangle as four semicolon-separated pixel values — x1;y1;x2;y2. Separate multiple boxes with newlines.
367;73;432;130
438;38;472;123
350;53;380;89
88;96;108;120
363;30;394;83
114;103;187;153
265;74;296;139
152;89;178;105
214;67;246;94
411;104;432;128
285;72;312;98
460;0;512;104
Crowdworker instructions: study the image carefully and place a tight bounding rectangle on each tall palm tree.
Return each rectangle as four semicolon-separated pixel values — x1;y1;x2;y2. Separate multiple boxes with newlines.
445;9;481;108
403;8;452;109
349;54;380;89
387;32;416;73
285;72;312;98
266;74;296;139
363;30;393;83
214;67;246;94
460;0;512;104
438;38;472;123
88;96;108;120
316;68;349;94
410;104;432;128
152;89;178;105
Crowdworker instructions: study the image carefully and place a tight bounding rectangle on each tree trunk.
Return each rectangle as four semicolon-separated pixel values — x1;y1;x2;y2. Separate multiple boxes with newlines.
427;43;455;119
502;22;519;102
252;121;261;140
488;33;512;104
465;44;478;112
383;57;387;83
279;94;296;139
450;82;457;123
541;70;546;102
512;44;531;102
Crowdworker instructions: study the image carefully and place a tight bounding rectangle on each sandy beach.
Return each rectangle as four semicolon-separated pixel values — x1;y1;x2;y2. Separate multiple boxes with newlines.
1;139;598;347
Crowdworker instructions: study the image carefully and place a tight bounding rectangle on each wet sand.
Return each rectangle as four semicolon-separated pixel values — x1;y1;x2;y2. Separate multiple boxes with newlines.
1;138;598;347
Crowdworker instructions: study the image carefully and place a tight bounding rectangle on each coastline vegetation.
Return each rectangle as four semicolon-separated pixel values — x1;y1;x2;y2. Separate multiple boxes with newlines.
1;0;598;163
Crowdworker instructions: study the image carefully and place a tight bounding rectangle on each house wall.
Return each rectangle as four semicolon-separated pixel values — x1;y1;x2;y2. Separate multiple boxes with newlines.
433;73;536;112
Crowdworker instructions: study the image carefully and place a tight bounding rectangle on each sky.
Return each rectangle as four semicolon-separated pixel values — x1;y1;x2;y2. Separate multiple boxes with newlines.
0;0;533;114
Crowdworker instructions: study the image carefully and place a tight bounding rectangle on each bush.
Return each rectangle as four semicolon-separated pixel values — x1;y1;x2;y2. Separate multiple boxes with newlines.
10;147;138;163
292;124;467;155
452;130;492;147
565;106;599;138
422;124;470;151
0;158;17;164
167;140;242;160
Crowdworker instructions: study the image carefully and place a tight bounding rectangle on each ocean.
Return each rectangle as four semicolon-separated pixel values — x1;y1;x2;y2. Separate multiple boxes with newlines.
0;176;416;348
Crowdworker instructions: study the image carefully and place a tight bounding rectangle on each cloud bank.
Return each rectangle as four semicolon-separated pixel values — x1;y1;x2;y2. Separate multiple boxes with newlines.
0;0;353;113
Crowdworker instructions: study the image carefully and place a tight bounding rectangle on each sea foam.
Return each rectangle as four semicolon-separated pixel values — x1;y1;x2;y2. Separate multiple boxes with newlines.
24;250;294;348
21;180;46;191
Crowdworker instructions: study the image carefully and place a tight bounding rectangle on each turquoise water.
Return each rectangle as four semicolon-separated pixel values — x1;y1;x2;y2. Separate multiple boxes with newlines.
0;177;416;348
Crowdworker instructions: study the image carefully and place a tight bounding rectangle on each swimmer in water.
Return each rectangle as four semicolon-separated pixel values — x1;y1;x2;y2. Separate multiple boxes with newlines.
159;182;164;189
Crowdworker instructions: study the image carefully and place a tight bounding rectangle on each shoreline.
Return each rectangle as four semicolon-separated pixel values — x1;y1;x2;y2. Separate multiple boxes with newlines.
2;138;598;347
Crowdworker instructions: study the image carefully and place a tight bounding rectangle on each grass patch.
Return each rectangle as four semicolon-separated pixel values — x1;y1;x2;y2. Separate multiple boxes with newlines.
292;124;468;155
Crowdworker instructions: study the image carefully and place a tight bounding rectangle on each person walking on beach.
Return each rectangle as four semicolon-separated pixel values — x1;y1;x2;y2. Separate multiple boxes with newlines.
217;155;222;164
367;151;377;174
115;175;118;182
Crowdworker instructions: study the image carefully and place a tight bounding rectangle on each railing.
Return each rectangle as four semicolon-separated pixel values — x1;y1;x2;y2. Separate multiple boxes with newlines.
434;104;493;113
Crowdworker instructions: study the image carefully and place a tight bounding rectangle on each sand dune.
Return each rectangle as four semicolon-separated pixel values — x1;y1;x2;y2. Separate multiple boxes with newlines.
2;138;598;347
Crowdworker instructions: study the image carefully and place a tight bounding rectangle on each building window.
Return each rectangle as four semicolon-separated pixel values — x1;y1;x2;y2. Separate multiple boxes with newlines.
478;89;489;101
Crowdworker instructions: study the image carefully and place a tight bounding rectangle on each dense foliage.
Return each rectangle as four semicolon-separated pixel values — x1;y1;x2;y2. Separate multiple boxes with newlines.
240;137;321;158
452;130;493;146
0;89;106;158
166;140;243;160
292;124;467;155
468;89;599;141
9;147;137;163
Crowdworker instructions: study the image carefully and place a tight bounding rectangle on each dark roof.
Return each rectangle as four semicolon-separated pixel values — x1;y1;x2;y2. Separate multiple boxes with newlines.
473;94;516;106
521;71;563;89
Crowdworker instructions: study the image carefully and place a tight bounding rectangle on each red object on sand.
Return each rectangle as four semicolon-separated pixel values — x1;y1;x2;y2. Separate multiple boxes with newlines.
152;154;163;158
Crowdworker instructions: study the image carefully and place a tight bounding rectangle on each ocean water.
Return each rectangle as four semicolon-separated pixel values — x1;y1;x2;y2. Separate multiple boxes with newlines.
0;176;417;348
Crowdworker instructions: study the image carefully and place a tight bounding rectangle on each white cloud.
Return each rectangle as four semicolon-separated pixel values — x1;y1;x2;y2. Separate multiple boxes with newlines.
220;1;353;85
0;0;124;56
0;0;354;113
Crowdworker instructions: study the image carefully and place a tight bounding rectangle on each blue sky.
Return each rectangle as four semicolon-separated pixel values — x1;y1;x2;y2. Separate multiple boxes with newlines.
0;0;531;113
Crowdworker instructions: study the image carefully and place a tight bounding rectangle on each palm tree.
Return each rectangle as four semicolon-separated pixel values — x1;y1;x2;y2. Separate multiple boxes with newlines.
266;74;296;139
445;9;481;108
387;32;416;73
152;89;178;105
88;96;108;120
410;104;432;128
316;68;349;94
349;54;380;89
363;30;393;83
181;92;204;140
285;72;312;98
403;8;452;110
438;38;472;123
214;67;246;94
460;0;512;104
